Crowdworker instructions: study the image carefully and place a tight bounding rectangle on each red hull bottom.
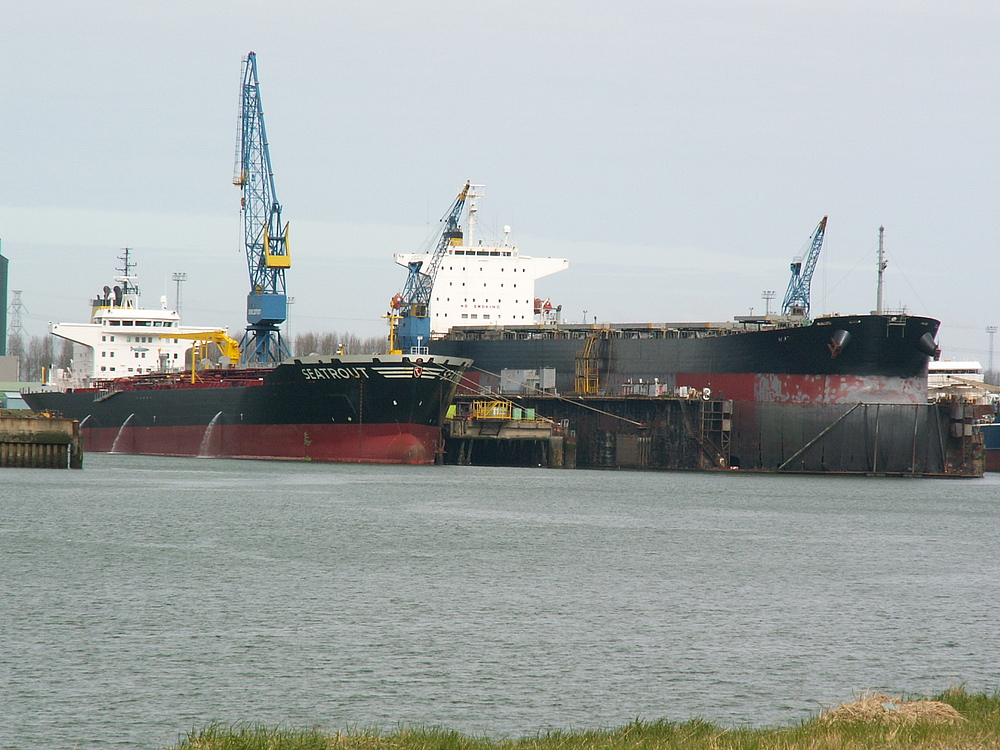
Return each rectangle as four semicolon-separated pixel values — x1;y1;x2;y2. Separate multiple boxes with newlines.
82;423;442;464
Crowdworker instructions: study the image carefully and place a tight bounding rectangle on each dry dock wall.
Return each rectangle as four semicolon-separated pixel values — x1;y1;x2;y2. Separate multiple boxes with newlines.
447;396;731;471
447;396;981;476
731;401;978;476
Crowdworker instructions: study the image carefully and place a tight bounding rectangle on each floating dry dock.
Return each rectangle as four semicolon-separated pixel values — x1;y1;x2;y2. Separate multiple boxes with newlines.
443;394;731;471
442;393;983;476
0;412;83;468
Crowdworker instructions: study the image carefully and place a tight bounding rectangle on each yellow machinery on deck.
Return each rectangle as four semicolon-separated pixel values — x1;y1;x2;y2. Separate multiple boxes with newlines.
159;330;242;382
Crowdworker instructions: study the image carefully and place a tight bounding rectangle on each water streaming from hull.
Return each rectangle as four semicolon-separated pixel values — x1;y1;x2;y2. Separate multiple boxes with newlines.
109;413;134;453
197;411;223;458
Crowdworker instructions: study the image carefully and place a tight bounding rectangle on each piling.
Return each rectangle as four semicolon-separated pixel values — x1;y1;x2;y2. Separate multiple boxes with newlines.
0;412;83;469
444;399;567;467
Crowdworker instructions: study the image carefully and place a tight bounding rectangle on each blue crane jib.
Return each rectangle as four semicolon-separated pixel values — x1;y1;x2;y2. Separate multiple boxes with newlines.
781;216;828;318
391;182;471;353
234;51;291;364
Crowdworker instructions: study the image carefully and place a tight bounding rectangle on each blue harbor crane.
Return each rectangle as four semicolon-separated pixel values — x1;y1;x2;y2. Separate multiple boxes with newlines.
781;216;828;318
234;51;290;364
388;182;472;354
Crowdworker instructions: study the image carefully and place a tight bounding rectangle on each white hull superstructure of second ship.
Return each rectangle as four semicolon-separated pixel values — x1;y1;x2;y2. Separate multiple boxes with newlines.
392;185;569;335
46;249;226;388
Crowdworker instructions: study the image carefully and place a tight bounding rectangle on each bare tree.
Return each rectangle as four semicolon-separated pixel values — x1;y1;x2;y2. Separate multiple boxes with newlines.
7;332;23;360
58;338;73;369
18;335;55;382
293;331;386;357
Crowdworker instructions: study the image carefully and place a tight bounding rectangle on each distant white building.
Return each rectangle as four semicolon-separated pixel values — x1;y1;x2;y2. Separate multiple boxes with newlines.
928;360;984;389
394;186;568;337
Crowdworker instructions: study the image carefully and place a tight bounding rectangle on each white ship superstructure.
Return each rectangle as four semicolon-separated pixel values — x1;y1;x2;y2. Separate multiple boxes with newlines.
48;253;224;387
393;186;568;336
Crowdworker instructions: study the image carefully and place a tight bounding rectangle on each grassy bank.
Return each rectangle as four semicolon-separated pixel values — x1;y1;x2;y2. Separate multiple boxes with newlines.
168;688;1000;750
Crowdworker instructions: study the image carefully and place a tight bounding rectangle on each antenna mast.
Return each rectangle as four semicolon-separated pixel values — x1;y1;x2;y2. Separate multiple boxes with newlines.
116;247;137;297
876;226;887;315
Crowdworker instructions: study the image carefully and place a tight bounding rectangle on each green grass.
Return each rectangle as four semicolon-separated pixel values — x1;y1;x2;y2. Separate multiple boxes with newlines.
168;688;1000;750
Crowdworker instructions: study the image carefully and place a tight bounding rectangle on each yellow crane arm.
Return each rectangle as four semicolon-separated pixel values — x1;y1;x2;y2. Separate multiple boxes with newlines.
159;330;242;366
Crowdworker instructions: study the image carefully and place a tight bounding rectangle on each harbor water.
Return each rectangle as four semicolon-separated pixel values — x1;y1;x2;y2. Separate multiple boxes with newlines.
2;455;999;749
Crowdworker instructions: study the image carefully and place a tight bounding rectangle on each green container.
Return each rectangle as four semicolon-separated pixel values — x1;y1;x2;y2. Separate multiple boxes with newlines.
525;408;536;420
512;408;523;420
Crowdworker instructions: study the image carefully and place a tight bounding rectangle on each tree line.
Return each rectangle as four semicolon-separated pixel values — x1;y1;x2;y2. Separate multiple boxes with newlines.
292;331;386;357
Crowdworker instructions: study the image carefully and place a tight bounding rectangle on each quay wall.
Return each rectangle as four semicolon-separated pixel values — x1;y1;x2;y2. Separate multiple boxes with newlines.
0;413;83;469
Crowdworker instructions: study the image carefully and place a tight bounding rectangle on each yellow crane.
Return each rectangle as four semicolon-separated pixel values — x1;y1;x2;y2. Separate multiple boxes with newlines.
158;330;242;382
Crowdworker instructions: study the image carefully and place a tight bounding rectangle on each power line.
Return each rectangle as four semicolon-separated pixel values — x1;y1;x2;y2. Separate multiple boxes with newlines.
7;290;26;356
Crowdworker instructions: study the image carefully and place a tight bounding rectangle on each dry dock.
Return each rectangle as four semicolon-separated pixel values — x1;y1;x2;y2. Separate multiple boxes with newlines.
443;394;732;471
0;412;83;469
442;394;983;476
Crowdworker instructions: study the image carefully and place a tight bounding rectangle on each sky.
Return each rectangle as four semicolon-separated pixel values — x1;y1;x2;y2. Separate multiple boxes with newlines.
1;0;998;363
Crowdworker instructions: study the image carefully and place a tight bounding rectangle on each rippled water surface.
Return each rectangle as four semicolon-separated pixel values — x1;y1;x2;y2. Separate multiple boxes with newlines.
2;455;999;749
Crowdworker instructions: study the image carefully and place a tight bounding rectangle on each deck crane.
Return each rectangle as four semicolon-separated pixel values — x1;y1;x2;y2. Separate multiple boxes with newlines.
388;182;473;354
781;216;828;318
233;51;290;364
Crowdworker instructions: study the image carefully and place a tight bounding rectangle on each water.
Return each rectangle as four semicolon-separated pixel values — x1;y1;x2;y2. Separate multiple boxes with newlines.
2;456;999;749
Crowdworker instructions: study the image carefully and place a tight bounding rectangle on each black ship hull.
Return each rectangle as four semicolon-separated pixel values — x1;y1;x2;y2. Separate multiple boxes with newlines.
23;355;471;464
432;314;940;401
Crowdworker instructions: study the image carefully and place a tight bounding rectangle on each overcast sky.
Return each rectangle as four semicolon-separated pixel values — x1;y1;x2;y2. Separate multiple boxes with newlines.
2;0;998;362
